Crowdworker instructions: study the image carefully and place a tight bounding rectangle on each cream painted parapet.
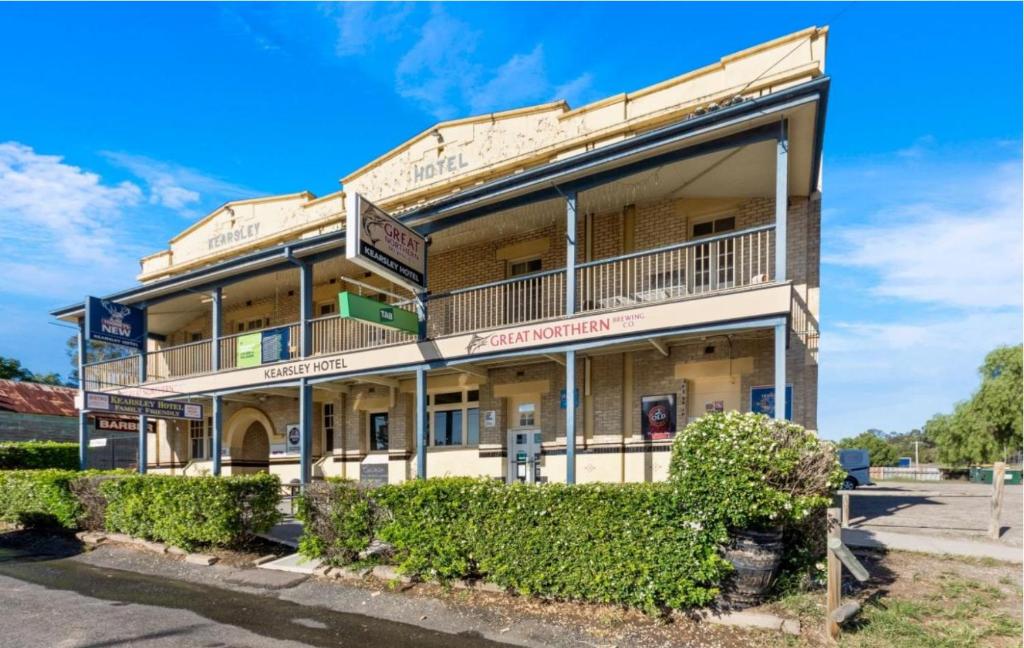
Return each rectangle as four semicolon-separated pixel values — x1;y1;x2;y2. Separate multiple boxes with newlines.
135;27;826;282
138;192;344;281
342;27;826;210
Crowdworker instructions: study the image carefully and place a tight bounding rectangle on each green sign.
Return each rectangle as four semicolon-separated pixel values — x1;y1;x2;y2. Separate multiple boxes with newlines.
338;291;418;335
236;332;262;367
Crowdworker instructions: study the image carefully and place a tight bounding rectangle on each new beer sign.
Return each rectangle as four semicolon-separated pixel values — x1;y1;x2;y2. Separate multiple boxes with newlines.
85;296;145;350
345;192;426;292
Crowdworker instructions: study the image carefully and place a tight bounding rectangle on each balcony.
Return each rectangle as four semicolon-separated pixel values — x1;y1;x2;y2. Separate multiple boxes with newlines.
82;225;776;391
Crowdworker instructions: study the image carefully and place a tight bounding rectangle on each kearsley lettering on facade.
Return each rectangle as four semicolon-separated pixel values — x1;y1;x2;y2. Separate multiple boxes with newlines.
208;223;260;250
412;153;469;184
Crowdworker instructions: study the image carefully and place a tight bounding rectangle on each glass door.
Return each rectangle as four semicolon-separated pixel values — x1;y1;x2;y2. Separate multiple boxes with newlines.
507;397;542;483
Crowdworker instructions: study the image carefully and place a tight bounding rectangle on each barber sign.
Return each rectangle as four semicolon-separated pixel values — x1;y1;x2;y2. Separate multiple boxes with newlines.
85;296;145;350
345;192;426;292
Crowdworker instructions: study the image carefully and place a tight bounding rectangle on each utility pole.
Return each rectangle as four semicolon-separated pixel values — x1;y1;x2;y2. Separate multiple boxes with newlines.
914;441;920;467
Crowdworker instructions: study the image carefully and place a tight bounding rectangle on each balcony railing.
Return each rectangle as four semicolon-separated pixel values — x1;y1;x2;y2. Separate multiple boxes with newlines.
82;225;775;389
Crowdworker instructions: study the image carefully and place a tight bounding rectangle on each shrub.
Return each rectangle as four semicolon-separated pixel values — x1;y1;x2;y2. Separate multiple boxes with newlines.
69;472;128;531
0;441;79;470
299;477;728;613
297;479;380;564
101;473;282;550
0;469;82;529
668;411;844;537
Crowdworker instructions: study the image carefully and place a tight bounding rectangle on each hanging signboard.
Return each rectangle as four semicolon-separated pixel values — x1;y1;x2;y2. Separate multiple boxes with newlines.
94;415;156;434
750;385;793;420
345;192;426;292
338;291;418;334
84;392;203;420
85;296;145;350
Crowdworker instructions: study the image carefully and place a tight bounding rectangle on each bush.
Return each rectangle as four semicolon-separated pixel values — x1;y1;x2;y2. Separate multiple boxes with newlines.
69;472;128;531
297;479;380;564
299;477;728;613
101;473;282;550
0;469;82;529
669;412;843;537
0;441;79;470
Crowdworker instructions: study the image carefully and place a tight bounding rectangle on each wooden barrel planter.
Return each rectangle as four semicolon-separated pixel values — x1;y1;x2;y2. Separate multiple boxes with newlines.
720;527;783;608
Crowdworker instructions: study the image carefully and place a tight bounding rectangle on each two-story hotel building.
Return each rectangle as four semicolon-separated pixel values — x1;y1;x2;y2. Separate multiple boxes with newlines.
53;27;828;486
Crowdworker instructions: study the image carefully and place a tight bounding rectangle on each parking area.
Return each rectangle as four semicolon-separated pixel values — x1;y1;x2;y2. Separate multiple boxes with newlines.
846;480;1023;546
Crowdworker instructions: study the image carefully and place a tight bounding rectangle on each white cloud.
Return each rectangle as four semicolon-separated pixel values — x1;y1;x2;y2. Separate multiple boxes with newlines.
0;141;142;267
385;7;597;120
330;3;413;57
819;146;1023;439
551;72;596;108
395;9;481;120
102;151;258;218
825;161;1022;310
468;45;547;114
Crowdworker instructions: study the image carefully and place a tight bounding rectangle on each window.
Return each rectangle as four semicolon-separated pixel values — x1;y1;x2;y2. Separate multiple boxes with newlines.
236;318;270;333
517;403;536;427
692;216;736;238
323;403;335;453
506;258;543;324
692;216;737;291
427;390;481;447
369;412;389;451
190;332;203;342
189;418;211;459
319;302;337;317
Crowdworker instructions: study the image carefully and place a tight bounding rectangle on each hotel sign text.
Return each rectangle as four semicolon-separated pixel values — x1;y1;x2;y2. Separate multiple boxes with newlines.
412;153;469;185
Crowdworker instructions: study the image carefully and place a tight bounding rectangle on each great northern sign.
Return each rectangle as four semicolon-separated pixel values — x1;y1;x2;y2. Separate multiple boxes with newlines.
345;192;426;292
338;291;419;335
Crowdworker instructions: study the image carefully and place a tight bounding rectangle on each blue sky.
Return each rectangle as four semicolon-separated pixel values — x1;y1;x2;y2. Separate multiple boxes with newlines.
0;2;1020;439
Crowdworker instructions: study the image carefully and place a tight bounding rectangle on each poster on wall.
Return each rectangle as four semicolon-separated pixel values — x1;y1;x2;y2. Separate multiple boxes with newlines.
236;328;291;367
285;424;301;454
641;394;676;440
750;385;793;420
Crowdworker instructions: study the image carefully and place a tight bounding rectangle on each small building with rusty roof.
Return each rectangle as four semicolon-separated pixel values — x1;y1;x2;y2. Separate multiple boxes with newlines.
0;379;78;442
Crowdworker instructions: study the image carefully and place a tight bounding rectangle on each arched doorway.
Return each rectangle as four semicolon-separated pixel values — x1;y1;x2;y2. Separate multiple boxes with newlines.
240;422;270;467
225;407;274;473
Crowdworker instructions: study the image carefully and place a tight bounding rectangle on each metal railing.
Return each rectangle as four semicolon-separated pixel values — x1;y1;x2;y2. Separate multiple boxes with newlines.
82;355;141;390
84;226;776;389
577;225;774;314
427;269;566;337
311;302;417;356
146;339;212;381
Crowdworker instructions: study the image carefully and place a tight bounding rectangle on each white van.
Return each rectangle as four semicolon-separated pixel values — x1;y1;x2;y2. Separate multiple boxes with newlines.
838;449;871;490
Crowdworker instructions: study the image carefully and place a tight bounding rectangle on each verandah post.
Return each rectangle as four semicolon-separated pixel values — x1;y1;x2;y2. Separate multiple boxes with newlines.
77;317;88;470
211;286;223;476
774;320;786;421
137;305;148;474
416;366;427;479
298;259;313;486
565;191;577;484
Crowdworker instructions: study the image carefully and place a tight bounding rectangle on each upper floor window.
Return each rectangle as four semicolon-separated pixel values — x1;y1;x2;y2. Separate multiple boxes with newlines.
508;258;542;277
319;302;337;317
692;216;736;238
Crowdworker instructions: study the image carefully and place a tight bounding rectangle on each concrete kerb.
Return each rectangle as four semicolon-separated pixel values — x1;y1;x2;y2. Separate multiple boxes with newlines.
85;532;222;567
698;609;801;636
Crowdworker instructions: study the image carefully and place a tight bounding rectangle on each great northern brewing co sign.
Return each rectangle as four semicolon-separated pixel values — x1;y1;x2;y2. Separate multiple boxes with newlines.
345;192;426;292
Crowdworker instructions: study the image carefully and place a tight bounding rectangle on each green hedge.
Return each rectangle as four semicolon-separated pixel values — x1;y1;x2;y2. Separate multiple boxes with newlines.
0;441;79;470
299;478;728;613
101;473;282;550
0;469;82;529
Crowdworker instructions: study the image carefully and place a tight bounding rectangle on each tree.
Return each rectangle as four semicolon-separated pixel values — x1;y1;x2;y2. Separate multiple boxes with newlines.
65;335;132;387
0;356;66;386
837;429;899;467
925;345;1023;465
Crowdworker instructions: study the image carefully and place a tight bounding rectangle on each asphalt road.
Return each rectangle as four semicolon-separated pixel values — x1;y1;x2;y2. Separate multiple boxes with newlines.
0;547;503;648
847;480;1023;546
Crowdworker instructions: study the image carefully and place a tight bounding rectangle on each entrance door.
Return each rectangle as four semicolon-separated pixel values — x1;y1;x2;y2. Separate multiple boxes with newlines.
508;428;542;484
507;396;542;483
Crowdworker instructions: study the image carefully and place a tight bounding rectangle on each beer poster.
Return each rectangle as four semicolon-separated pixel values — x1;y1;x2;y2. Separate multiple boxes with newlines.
641;394;676;440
